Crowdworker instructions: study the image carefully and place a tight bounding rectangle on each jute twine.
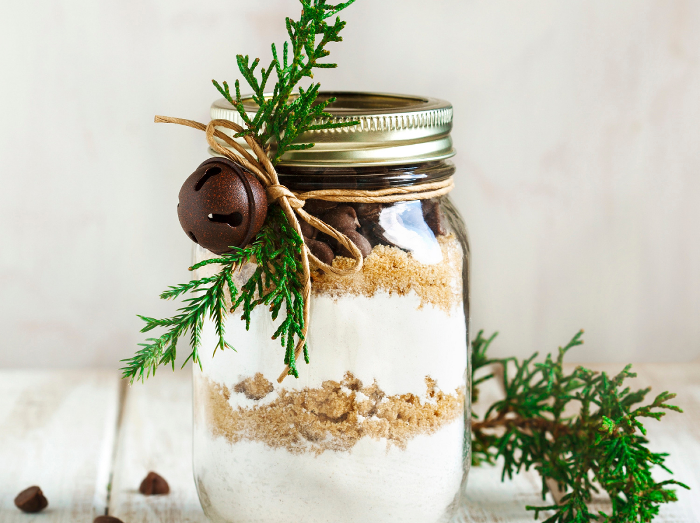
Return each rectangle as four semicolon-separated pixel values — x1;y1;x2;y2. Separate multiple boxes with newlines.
155;116;454;382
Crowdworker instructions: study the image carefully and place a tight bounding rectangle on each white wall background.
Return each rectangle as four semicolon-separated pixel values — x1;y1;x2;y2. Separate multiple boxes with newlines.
0;0;698;367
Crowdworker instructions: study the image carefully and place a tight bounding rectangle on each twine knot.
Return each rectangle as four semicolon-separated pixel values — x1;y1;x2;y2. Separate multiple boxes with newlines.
267;184;304;209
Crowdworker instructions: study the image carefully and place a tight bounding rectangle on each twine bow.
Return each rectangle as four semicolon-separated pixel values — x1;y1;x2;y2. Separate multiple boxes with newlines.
155;115;454;381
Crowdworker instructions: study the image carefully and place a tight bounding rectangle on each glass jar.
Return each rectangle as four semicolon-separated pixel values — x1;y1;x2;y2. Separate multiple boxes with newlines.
192;93;471;523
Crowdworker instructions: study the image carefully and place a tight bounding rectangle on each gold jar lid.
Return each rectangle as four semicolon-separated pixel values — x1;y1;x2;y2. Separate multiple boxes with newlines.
210;92;454;167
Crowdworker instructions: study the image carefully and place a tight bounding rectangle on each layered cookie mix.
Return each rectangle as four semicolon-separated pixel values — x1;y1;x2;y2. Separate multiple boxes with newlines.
192;197;468;523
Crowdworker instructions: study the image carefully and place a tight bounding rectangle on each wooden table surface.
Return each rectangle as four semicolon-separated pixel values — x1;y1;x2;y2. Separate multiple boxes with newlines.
1;363;698;522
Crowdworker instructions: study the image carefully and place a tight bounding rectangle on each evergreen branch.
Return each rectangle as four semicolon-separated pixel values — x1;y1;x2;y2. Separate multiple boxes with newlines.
472;330;689;522
212;0;360;165
158;275;220;300
133;1;352;384
122;207;306;383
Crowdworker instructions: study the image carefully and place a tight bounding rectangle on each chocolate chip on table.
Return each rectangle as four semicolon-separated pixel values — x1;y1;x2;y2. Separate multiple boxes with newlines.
94;516;125;523
339;230;372;258
304;200;337;215
323;205;360;233
139;471;170;495
307;238;335;265
14;486;48;513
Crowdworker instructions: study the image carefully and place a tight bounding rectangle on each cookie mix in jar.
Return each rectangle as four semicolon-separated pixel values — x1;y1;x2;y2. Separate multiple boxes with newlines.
191;92;471;523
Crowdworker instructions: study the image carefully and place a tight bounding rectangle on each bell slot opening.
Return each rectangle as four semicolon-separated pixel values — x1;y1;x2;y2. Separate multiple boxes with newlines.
208;212;243;227
195;167;222;191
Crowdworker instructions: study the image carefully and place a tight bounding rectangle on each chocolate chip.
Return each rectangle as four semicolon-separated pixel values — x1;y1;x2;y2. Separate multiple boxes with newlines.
354;203;383;225
339;230;372;258
323;205;359;233
139;471;170;495
422;199;446;236
367;225;403;252
299;220;317;240
307;238;335;265
94;517;125;523
14;486;48;513
304;200;337;215
315;231;332;244
359;225;382;248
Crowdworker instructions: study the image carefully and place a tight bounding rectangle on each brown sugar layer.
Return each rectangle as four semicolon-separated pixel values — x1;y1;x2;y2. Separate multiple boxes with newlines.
203;372;464;455
233;373;274;400
310;235;463;312
193;236;463;313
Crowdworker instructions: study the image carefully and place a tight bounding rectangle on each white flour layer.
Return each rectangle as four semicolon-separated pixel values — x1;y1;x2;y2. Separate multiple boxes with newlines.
193;289;468;523
194;421;464;523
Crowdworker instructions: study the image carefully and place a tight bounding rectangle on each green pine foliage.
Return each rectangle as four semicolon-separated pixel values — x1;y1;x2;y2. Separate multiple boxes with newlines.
122;206;307;382
124;0;358;382
213;0;359;166
471;330;689;522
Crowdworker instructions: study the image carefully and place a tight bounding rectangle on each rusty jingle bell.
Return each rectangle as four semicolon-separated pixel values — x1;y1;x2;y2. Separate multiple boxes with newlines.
177;158;268;255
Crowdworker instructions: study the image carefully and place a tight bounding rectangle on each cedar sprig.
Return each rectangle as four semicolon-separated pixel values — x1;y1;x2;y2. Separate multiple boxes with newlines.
471;330;689;522
125;0;358;382
212;0;359;165
121;206;307;383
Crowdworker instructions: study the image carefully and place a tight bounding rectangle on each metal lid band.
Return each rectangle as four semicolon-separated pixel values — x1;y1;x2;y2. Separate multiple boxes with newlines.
210;92;455;167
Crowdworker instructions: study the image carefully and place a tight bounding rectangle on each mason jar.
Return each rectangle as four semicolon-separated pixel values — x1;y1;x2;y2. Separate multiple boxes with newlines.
192;92;471;523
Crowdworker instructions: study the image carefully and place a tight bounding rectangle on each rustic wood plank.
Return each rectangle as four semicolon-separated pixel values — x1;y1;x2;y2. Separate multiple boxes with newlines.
109;370;207;523
106;363;698;522
463;362;557;522
0;370;120;523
